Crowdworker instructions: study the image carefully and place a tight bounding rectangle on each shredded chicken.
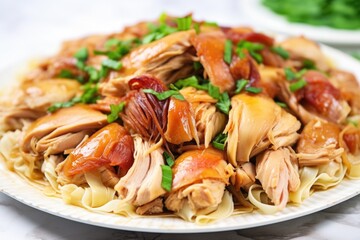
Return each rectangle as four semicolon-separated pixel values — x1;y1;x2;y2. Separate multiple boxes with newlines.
21;105;107;157
256;147;300;209
225;94;301;166
115;136;166;207
231;162;256;191
101;30;196;97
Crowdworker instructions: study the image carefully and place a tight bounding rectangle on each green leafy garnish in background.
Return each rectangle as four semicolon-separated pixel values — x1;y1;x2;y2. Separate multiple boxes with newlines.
262;0;360;30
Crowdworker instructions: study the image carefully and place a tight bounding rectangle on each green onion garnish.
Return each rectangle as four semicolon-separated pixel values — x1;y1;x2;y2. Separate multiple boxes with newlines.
177;16;192;31
102;59;122;70
142;89;185;101
235;79;249;93
107;102;125;123
246;87;262;94
160;165;173;192
271;46;289;59
163;152;175;167
212;133;228;150
289;79;307;92
74;47;89;62
224;39;233;64
276;101;287;108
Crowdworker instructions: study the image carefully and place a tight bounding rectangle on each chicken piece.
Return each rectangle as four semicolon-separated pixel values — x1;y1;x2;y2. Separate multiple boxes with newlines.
1;79;81;131
164;97;199;145
225;94;300;166
258;66;282;98
59;123;134;178
165;148;233;214
256;148;300;209
329;69;360;115
191;31;235;92
115;136;166;208
339;125;360;174
101;30;196;97
180;87;226;147
21;105;107;156
276;70;351;124
279;36;330;71
231;162;256;191
136;198;164;215
297;119;343;166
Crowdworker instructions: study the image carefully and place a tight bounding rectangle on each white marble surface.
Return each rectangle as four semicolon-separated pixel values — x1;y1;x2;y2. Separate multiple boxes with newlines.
1;0;360;239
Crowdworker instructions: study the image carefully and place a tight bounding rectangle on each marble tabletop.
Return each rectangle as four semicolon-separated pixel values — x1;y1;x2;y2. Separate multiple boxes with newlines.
1;0;360;239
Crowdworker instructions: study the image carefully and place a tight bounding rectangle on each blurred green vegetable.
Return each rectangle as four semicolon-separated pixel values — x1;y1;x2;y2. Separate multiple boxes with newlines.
262;0;360;30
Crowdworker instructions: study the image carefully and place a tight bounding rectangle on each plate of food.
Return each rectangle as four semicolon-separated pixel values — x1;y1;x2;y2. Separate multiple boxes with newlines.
239;0;360;45
1;14;360;233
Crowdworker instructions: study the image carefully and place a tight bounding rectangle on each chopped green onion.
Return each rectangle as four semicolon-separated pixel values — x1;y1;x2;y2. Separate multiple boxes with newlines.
224;39;233;64
271;46;289;59
58;69;74;79
143;89;185;101
173;76;208;91
158;12;167;24
216;92;231;115
245;86;263;94
303;59;316;69
289;79;307;92
102;59;122;70
161;165;173;192
193;61;203;70
74;47;89;62
276;101;287;108
204;21;219;27
284;68;296;81
212;133;227;150
84;66;100;83
236;40;264;64
208;84;221;100
163;151;175;167
47;101;75;113
346;118;359;127
193;22;200;34
75;60;86;70
107;102;125;123
177;16;192;31
235;79;249;93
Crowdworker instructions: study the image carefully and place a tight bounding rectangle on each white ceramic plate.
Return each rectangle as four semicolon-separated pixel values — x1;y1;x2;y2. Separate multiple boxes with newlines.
239;0;360;45
1;45;360;233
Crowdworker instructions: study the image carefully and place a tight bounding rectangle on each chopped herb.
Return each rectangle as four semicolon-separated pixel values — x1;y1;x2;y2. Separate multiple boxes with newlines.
216;92;231;115
303;59;316;69
346;118;359;127
102;59;122;70
271;46;289;59
143;89;185;101
75;60;86;70
193;22;200;34
212;133;227;150
224;39;233;64
173;76;208;91
47;101;75;113
163;151;174;167
208;84;221;100
95;39;133;60
142;22;177;44
276;101;287;108
161;165;173;192
284;68;307;81
74;47;89;62
58;69;74;79
159;12;167;24
177;16;192;31
289;78;307;92
245;86;263;94
84;66;100;83
236;40;265;63
204;21;219;27
235;79;249;93
107;102;125;123
193;61;203;70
